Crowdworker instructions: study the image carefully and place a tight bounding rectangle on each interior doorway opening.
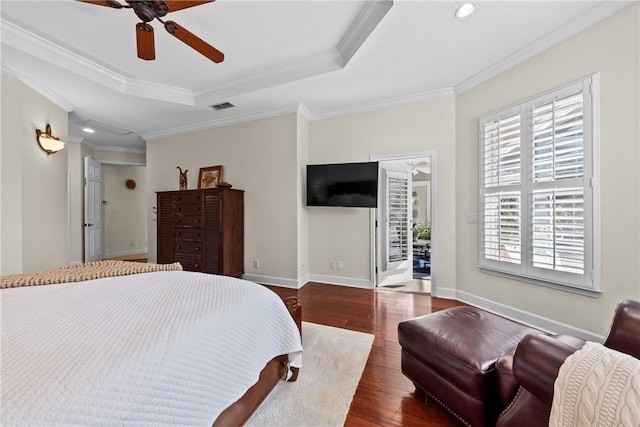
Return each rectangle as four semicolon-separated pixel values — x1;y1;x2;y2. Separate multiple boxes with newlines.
83;158;147;263
373;153;433;294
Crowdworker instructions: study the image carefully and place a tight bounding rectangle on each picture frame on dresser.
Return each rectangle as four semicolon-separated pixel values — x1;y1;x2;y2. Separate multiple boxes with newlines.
198;165;223;189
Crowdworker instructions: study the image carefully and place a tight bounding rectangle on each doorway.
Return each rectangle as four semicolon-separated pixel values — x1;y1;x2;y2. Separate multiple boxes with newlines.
372;153;434;294
83;158;147;262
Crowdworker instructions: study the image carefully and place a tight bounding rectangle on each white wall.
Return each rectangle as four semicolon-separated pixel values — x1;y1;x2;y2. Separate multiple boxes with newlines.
455;3;640;336
1;75;68;274
102;165;147;257
146;114;300;284
308;97;456;289
296;110;310;283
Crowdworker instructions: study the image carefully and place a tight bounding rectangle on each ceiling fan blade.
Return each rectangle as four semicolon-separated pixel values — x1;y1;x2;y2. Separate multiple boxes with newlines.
164;21;224;63
76;0;124;8
162;1;213;12
136;23;156;60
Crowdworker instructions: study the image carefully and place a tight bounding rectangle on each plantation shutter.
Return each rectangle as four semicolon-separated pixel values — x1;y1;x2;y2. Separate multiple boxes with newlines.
383;170;410;270
480;110;522;265
478;77;596;291
531;88;586;275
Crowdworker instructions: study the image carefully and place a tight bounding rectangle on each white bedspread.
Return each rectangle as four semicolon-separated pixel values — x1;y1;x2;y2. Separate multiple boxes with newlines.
1;271;302;426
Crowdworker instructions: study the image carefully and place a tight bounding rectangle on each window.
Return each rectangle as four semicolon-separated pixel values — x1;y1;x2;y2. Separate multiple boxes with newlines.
479;76;599;292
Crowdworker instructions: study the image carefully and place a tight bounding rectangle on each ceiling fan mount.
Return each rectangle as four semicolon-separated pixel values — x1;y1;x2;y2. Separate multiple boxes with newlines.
76;0;224;63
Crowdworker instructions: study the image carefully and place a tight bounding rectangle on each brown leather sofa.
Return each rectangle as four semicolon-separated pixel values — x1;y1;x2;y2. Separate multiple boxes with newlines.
398;306;542;426
496;299;640;426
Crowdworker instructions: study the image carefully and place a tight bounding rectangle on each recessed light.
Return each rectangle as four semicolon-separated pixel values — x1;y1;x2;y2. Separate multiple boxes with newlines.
455;3;475;18
82;127;95;133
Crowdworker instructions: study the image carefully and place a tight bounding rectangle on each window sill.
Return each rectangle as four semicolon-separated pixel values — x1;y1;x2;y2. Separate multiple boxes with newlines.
478;267;601;298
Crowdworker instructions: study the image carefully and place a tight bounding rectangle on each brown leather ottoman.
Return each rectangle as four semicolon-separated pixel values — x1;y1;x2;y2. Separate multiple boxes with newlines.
398;306;542;426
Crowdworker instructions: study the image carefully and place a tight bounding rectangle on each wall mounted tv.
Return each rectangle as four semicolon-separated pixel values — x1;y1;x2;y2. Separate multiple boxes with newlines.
306;162;378;208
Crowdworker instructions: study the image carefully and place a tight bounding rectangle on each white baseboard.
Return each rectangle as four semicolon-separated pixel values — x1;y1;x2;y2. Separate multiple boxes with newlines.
432;286;457;300
455;290;604;342
242;274;303;289
103;248;148;259
307;274;373;289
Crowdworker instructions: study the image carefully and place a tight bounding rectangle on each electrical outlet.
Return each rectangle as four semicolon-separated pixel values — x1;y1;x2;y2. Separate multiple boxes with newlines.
330;260;336;269
253;259;260;268
337;261;343;269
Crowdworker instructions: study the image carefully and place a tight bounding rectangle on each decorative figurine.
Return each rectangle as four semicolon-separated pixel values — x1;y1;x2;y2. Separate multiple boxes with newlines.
177;166;188;190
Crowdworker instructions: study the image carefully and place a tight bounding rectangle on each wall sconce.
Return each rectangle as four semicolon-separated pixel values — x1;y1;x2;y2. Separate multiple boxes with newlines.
35;124;65;154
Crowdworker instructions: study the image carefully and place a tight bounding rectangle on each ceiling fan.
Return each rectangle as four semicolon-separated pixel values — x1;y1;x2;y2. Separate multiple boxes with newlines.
76;0;224;63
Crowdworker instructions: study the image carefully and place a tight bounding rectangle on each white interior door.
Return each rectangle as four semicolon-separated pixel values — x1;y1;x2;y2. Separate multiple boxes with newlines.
84;156;102;262
376;162;413;287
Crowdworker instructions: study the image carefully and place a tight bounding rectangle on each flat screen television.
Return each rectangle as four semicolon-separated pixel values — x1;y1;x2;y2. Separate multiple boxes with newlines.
306;162;378;208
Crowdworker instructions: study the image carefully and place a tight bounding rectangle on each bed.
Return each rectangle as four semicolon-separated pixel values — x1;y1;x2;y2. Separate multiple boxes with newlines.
0;261;303;426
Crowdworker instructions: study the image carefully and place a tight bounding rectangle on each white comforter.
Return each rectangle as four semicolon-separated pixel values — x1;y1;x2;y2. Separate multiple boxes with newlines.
1;271;303;426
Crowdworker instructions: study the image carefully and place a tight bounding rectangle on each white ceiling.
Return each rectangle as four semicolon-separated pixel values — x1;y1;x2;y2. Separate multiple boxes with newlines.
0;0;633;152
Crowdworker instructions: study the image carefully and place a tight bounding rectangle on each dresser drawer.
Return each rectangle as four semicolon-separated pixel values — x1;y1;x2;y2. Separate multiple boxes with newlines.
175;255;202;272
173;203;202;214
174;240;203;255
174;228;203;241
172;193;202;205
174;215;203;227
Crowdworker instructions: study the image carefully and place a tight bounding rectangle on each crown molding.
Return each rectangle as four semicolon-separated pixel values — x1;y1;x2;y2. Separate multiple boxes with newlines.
1;0;393;109
80;137;145;154
1;18;127;92
125;79;195;106
21;76;76;112
454;0;634;96
143;106;297;141
193;48;344;105
145;86;454;142
0;63;76;112
297;103;312;121
338;0;394;65
0;63;20;79
93;144;146;154
309;87;454;121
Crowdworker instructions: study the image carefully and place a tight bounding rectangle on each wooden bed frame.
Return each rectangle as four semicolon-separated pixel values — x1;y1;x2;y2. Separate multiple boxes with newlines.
212;296;302;426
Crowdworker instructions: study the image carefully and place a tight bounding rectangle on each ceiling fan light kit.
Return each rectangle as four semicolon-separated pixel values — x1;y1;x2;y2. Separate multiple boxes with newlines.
76;0;223;63
136;22;155;60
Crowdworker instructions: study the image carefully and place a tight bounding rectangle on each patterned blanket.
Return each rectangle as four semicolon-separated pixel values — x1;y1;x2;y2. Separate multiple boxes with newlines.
550;341;640;426
0;260;182;288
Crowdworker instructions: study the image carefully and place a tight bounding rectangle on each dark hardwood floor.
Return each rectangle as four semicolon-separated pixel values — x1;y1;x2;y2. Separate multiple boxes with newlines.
266;282;466;427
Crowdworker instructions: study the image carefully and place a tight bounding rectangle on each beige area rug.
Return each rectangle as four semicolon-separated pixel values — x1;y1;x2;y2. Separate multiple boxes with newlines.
247;322;374;427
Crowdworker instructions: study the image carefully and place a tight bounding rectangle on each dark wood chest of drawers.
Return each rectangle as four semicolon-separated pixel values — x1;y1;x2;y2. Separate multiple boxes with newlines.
156;188;244;277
